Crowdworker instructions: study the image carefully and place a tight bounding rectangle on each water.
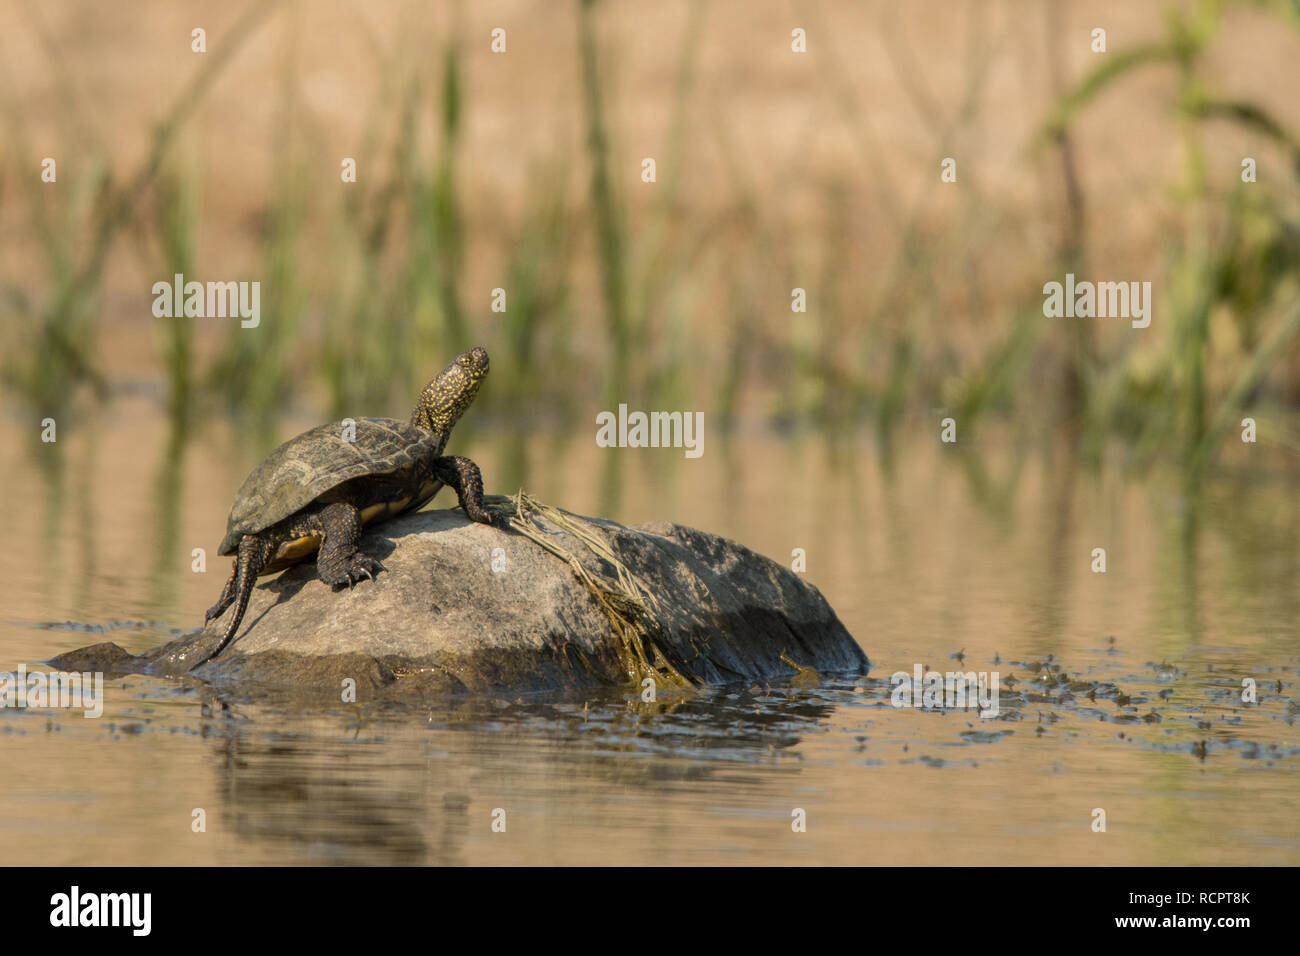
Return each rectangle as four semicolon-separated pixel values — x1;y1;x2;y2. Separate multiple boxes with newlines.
2;399;1297;865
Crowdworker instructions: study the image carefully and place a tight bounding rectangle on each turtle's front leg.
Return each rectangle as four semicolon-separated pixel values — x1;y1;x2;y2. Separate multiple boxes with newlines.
433;455;507;528
316;501;383;588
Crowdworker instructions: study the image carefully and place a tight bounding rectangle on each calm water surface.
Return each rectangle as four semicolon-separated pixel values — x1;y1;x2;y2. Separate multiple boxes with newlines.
2;400;1297;865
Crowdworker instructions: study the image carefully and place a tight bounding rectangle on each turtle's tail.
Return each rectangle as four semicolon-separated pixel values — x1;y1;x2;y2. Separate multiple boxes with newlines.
193;536;268;669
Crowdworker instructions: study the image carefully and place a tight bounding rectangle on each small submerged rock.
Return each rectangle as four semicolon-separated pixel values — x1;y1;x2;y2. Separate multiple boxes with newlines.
48;505;869;700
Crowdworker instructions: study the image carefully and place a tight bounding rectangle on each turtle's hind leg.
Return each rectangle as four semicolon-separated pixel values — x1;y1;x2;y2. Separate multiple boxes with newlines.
434;455;507;528
193;535;271;668
205;566;237;624
316;502;382;589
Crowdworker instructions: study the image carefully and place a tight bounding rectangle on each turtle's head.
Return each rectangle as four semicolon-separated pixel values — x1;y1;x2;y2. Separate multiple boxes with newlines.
411;346;490;436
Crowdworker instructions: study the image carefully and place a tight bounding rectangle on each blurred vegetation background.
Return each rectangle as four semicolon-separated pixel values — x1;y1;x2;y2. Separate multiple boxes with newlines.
3;0;1300;487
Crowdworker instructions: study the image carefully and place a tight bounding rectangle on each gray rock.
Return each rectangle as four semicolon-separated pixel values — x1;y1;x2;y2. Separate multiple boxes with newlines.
48;506;868;700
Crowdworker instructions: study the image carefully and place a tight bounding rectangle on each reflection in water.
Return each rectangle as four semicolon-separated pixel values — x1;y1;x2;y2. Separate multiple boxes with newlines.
72;418;100;623
60;651;1298;866
598;440;623;520
33;428;66;621
189;687;844;866
202;703;435;865
31;416;102;624
1035;435;1078;648
150;424;186;624
1177;505;1201;648
2;413;1298;865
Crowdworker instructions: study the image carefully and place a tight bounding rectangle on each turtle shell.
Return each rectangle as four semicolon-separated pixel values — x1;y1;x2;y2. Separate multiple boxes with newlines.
218;417;441;555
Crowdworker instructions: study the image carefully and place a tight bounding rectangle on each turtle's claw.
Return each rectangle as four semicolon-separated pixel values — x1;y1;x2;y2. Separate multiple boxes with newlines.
322;552;382;590
204;602;230;625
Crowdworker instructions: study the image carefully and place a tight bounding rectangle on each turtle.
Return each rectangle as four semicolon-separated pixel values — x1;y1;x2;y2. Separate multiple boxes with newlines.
197;346;505;667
